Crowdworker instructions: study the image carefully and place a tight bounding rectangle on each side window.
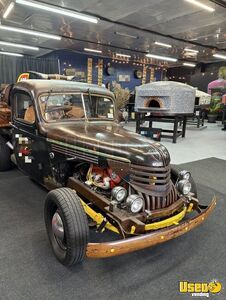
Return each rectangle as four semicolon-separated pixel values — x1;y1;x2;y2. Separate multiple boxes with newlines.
14;92;36;124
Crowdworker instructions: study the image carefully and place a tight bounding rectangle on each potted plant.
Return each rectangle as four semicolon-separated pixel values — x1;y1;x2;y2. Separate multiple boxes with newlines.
207;97;223;123
111;81;130;123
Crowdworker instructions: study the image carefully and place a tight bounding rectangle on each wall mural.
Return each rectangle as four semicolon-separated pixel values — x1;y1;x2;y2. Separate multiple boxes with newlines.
55;50;162;90
118;74;130;82
87;58;93;84
98;59;103;86
150;68;155;82
142;65;147;85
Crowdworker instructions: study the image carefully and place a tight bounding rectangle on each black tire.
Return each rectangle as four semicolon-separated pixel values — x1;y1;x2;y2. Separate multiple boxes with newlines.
171;165;197;197
0;136;11;171
44;188;89;266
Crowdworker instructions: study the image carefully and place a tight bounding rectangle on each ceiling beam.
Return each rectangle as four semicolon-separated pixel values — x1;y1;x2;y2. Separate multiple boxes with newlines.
0;25;199;63
32;0;225;52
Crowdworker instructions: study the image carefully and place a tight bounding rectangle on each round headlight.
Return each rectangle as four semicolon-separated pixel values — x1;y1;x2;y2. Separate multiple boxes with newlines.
177;180;192;195
179;170;191;181
126;194;144;213
111;186;127;202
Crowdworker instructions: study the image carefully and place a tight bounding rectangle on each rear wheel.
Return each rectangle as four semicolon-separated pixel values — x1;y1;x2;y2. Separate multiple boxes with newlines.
0;136;11;171
44;188;89;266
171;166;197;197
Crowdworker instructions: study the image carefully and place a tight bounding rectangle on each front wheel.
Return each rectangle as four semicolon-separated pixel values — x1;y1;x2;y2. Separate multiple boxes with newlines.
44;188;89;266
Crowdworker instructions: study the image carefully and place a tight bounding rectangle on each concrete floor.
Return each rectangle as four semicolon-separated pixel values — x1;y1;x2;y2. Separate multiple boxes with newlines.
125;121;226;164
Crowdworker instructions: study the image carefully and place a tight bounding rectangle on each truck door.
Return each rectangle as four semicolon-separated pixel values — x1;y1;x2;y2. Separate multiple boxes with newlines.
11;89;45;182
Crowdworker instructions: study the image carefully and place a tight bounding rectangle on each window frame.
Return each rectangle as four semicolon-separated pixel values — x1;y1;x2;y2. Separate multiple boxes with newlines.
83;93;115;121
37;92;116;123
13;89;36;126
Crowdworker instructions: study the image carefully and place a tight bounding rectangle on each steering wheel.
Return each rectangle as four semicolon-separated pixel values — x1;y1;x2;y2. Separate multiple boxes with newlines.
45;105;73;120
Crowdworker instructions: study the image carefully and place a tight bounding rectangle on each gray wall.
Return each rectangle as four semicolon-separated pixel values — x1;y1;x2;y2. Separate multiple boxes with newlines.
0;55;59;85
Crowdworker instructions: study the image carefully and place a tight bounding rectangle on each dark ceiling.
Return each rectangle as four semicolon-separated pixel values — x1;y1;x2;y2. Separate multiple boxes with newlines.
0;0;225;66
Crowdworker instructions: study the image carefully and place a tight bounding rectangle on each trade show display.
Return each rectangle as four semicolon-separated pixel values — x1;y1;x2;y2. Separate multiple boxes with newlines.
207;77;226;94
0;79;216;266
0;0;225;298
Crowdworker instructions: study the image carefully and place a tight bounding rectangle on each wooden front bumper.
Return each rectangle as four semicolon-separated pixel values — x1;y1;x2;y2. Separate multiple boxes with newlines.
86;196;217;258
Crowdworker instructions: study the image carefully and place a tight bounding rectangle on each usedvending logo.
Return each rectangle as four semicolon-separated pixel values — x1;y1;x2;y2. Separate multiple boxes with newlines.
179;280;222;298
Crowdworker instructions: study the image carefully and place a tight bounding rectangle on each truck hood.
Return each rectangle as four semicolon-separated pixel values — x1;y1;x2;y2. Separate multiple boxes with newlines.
41;121;170;167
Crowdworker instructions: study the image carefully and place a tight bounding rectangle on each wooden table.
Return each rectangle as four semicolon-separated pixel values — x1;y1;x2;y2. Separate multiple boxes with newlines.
135;113;189;144
186;106;205;128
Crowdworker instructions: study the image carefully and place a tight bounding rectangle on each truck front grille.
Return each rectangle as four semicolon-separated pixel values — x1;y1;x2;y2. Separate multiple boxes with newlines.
129;164;178;210
130;164;171;187
142;184;177;210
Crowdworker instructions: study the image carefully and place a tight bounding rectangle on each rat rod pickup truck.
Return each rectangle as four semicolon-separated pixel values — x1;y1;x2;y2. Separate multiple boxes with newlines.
0;79;216;266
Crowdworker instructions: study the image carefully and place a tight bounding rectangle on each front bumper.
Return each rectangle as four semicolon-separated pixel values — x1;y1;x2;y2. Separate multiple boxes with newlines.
86;196;216;258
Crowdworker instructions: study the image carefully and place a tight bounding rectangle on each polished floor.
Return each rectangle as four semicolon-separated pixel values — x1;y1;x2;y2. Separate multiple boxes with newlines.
125;121;226;164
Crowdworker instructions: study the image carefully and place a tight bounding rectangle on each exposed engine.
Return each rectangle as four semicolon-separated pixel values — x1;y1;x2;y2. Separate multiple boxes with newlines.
85;164;121;190
73;163;145;214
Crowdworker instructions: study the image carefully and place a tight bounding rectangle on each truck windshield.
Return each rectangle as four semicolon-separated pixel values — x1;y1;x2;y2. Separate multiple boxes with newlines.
38;93;115;122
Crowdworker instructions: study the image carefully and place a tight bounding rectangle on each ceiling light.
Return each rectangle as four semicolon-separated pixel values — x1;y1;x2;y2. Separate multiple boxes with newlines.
3;2;15;19
115;32;138;39
184;48;199;53
0;41;39;50
116;53;131;58
145;54;178;62
0;25;61;40
185;0;215;12
84;48;102;53
15;0;99;23
183;62;196;67
213;53;226;60
154;41;172;48
0;51;24;57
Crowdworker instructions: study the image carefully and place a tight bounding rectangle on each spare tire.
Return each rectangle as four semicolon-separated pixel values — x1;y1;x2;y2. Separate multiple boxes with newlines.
0;136;11;171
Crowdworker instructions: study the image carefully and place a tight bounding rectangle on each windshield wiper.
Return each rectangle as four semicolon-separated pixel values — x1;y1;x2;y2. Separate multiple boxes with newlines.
44;89;53;112
87;88;95;117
